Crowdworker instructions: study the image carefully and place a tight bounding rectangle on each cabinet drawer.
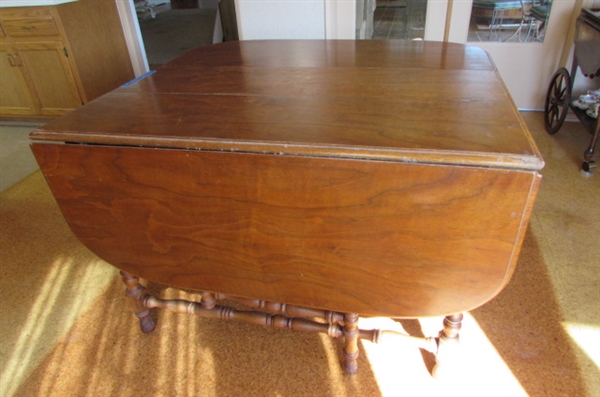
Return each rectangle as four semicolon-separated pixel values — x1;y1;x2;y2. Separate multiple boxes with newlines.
2;18;59;37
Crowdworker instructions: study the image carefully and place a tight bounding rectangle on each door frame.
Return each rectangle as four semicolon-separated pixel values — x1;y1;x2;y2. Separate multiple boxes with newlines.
116;0;149;77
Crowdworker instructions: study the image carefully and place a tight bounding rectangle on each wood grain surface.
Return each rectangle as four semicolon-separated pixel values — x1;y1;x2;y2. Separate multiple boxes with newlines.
31;40;543;170
30;40;543;318
32;143;540;317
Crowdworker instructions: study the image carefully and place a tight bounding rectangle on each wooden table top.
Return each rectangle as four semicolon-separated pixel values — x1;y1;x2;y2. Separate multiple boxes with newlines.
30;40;545;318
32;40;543;170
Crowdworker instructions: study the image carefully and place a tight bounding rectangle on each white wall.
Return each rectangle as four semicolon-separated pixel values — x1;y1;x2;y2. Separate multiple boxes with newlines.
424;0;448;41
236;1;325;40
235;0;356;40
325;0;356;39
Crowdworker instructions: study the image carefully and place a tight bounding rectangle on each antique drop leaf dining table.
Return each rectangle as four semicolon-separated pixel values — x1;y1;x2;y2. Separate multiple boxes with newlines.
30;40;544;377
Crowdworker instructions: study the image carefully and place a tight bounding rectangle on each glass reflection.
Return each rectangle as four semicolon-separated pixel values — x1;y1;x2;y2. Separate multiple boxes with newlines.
468;0;553;42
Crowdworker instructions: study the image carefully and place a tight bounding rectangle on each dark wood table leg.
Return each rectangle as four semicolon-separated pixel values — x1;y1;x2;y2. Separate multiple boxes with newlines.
432;313;463;379
120;271;156;333
342;313;359;375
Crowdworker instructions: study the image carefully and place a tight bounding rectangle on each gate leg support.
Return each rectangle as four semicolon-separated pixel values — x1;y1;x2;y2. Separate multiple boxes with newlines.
342;313;359;375
120;271;156;333
432;313;463;380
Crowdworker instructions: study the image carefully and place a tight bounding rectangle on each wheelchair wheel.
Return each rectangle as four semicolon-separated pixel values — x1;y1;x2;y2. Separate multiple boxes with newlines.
544;68;571;135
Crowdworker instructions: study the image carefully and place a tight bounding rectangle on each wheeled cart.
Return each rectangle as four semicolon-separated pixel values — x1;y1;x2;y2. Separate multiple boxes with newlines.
544;8;600;173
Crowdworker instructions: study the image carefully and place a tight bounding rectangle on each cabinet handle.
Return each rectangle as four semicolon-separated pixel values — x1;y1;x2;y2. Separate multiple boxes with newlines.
21;25;36;30
6;54;22;67
6;54;16;67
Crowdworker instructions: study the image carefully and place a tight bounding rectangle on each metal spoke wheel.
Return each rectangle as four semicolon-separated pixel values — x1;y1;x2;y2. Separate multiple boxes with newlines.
544;68;571;135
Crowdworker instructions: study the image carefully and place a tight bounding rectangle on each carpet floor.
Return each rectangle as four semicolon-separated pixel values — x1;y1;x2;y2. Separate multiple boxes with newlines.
0;112;598;396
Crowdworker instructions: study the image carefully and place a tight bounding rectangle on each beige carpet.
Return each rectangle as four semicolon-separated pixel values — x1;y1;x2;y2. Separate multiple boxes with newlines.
0;112;598;396
0;122;44;192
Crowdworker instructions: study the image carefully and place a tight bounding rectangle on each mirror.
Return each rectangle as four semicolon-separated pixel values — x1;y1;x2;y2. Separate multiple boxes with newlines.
468;0;553;42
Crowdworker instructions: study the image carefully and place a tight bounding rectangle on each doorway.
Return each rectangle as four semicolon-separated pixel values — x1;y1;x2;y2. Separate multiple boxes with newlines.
135;0;218;69
357;0;428;40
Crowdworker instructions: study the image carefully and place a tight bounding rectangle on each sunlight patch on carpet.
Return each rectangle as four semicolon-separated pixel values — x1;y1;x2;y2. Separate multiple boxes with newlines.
0;257;116;397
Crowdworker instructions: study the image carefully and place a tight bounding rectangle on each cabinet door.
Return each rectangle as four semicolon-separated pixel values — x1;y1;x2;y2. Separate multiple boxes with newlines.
16;41;82;116
0;43;38;116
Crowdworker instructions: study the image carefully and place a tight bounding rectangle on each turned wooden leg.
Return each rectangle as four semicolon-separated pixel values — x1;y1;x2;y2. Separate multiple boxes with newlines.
120;271;156;333
432;313;463;380
200;291;216;310
342;313;359;375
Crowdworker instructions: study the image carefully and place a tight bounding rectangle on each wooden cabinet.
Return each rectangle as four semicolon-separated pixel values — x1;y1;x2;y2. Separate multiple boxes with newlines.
0;1;134;118
1;41;82;116
0;42;38;116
